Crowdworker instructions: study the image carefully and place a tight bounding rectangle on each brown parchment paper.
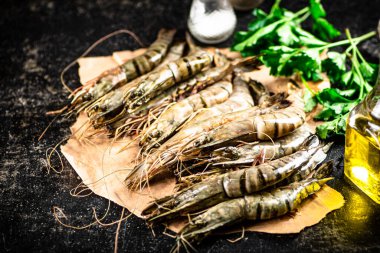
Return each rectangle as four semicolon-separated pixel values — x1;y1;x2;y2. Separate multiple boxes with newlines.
61;48;344;234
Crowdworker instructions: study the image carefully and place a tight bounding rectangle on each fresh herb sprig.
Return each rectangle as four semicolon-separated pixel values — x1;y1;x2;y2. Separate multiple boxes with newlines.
232;0;337;57
260;32;375;81
309;30;379;139
231;0;378;139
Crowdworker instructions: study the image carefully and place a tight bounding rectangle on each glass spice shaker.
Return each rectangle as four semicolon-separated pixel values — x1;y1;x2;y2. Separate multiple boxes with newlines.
188;0;237;44
344;23;380;204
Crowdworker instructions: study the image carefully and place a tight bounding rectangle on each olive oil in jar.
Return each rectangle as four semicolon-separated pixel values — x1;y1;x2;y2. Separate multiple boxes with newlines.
344;59;380;204
345;124;380;204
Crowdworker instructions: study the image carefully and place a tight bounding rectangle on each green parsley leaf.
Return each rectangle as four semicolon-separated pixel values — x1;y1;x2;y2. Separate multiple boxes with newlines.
276;22;300;46
316;88;352;104
248;9;269;32
312;17;341;41
322;52;346;84
340;70;353;86
262;47;323;81
316;114;348;139
292;26;327;47
309;0;326;19
336;88;357;98
314;100;356;121
360;62;379;84
303;89;317;112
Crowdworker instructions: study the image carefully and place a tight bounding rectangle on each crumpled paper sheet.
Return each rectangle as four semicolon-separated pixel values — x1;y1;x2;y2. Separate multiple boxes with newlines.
61;48;344;234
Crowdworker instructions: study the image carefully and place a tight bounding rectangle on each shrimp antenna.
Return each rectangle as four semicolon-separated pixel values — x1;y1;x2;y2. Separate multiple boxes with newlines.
40;30;144;141
38;112;62;141
60;29;144;93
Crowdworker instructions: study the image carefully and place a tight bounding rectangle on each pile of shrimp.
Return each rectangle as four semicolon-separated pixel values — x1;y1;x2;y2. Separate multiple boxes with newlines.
63;29;336;251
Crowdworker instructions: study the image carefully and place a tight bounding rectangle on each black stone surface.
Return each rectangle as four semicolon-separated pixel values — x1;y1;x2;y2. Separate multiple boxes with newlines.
1;0;380;252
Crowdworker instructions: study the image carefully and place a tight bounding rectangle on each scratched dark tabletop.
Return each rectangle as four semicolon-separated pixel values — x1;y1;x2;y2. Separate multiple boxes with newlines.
1;0;380;252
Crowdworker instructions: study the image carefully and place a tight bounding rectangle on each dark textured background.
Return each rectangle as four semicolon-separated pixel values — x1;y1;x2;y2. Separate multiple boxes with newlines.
1;0;380;252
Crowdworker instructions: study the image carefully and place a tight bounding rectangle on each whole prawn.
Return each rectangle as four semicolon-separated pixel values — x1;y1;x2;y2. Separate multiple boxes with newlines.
86;42;186;127
70;29;176;110
139;81;233;151
176;176;333;247
209;124;313;168
111;53;255;137
142;136;332;222
125;76;286;188
126;50;214;110
181;90;306;158
177;152;334;194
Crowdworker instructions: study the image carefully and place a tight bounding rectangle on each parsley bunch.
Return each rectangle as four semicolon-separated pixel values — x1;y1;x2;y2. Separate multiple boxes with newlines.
231;0;379;138
232;0;338;57
307;30;379;139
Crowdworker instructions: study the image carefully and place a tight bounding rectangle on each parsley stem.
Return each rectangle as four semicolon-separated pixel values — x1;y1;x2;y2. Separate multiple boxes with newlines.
356;47;368;65
346;29;368;99
294;7;309;17
300;76;315;94
295;12;311;24
318;31;376;51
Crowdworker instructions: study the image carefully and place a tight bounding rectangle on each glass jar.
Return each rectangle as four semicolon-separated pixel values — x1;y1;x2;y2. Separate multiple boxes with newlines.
344;49;380;204
187;0;237;44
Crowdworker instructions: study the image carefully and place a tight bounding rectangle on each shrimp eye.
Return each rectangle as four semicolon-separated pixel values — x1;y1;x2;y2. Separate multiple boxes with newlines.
224;147;238;158
204;136;213;143
194;140;201;147
225;147;234;153
83;93;92;101
135;89;143;96
100;105;107;111
230;149;240;160
129;92;137;99
150;130;161;138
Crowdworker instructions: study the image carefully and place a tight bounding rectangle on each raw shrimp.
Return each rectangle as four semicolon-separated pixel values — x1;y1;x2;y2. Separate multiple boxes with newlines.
179;75;256;129
70;29;176;109
182;91;306;156
142;136;332;222
210;124;313;168
126;50;214;110
86;42;186;126
140;81;233;150
110;53;237;136
177;176;332;246
178;152;333;194
125;76;286;188
110;86;180;136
